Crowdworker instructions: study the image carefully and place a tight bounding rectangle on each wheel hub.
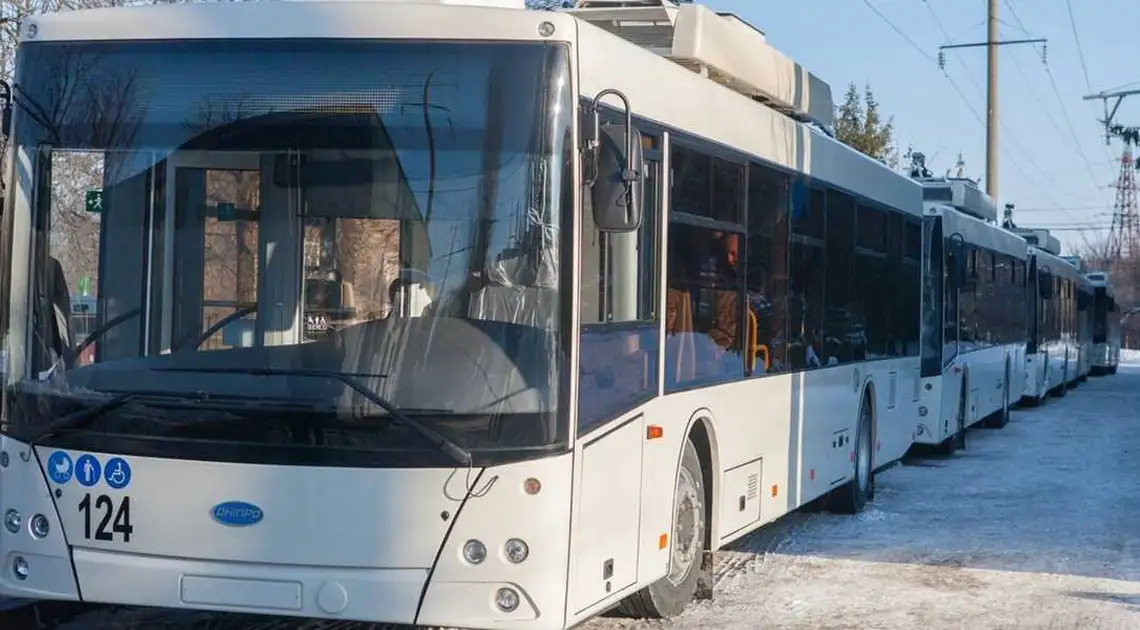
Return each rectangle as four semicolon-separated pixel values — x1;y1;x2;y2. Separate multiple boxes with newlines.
668;467;702;586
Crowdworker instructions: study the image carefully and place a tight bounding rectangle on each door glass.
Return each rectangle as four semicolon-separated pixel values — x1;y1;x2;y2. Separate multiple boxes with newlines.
202;169;261;350
171;164;262;353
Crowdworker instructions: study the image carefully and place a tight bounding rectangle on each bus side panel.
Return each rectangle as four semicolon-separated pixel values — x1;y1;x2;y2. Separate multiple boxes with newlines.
864;358;921;467
798;365;863;495
567;415;645;615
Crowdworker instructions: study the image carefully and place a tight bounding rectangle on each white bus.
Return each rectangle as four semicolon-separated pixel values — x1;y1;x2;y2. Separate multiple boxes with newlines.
1086;271;1121;375
914;178;1027;453
1019;235;1082;404
1072;267;1094;383
0;1;923;627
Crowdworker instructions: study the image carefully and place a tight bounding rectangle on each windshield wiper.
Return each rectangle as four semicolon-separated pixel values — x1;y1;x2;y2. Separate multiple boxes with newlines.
26;392;137;445
150;366;473;466
26;389;213;445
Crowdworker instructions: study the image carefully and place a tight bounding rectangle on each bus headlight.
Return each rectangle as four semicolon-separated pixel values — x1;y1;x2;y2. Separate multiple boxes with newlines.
3;509;19;534
495;587;520;612
463;539;487;565
30;513;50;539
504;538;529;564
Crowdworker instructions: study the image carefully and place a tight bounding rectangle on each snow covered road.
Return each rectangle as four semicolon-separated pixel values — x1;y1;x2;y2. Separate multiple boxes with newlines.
12;359;1140;630
584;358;1140;630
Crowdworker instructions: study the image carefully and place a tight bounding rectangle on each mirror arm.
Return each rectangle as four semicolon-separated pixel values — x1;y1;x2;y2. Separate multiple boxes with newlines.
586;88;638;189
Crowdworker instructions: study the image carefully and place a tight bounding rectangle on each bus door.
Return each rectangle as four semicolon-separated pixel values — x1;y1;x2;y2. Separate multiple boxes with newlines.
162;150;304;354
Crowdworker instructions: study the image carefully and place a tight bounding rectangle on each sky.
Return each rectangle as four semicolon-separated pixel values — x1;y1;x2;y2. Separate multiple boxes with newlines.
704;0;1139;256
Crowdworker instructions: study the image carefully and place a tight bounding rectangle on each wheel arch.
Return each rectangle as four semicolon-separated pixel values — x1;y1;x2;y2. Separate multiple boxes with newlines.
857;376;878;469
680;408;720;551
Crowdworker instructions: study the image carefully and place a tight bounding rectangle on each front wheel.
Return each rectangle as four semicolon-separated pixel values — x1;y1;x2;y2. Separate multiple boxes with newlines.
829;394;873;515
616;439;706;618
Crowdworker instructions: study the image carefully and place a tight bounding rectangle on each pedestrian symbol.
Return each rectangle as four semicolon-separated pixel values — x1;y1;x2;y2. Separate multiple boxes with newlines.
75;454;101;487
85;189;103;214
47;450;73;485
104;457;131;490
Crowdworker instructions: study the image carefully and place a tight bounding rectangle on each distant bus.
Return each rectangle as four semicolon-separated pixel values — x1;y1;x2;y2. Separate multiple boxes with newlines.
915;177;1027;453
1021;244;1082;403
1086;271;1121;375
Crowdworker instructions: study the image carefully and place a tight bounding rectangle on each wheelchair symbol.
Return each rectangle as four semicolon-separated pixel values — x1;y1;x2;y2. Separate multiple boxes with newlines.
104;457;132;490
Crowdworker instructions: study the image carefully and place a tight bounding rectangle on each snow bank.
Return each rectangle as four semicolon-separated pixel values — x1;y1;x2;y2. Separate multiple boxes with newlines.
1118;348;1140;364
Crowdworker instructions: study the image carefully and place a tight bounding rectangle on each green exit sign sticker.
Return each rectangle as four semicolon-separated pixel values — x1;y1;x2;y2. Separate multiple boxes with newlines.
85;189;103;214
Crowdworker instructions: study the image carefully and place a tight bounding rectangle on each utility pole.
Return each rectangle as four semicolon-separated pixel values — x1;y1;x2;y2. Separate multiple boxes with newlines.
1084;88;1140;260
937;5;1046;202
1082;87;1140;145
986;0;998;200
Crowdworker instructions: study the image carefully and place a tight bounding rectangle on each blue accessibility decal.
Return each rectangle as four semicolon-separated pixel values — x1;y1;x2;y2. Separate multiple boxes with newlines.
46;450;73;485
103;457;131;490
74;454;101;488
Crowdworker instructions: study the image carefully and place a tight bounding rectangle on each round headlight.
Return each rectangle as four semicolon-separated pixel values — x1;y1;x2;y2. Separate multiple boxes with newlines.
495;587;519;612
12;556;28;580
462;539;487;565
504;538;529;564
30;514;50;539
4;509;20;534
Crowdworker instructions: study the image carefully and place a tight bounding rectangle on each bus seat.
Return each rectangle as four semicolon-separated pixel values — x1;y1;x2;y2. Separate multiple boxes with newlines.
664;288;695;383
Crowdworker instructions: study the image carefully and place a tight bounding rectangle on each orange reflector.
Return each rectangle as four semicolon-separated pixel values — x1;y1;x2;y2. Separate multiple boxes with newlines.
809;469;815;481
646;425;664;440
771;484;779;498
658;534;668;549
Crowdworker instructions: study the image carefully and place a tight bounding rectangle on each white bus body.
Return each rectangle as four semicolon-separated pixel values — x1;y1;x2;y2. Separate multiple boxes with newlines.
1073;271;1094;382
0;1;922;628
914;184;1027;452
1086;271;1121;375
1021;245;1082;404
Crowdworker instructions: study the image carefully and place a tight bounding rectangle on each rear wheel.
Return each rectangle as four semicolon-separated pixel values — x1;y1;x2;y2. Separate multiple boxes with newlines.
617;439;706;618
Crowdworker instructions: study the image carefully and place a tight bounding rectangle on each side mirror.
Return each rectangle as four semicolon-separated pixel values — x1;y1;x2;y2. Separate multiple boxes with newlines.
584;89;643;233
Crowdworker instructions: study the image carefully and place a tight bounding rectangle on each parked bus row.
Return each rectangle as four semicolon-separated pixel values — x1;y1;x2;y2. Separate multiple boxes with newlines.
0;1;1125;629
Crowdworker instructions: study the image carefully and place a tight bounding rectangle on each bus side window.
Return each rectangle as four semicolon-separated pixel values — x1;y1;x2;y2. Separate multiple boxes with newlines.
745;162;789;375
576;133;660;435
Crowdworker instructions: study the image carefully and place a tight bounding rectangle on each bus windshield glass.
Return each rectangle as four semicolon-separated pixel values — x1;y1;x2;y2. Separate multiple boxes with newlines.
1;39;573;465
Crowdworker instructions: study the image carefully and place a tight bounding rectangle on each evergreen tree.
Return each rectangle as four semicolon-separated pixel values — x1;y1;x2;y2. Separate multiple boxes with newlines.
834;82;899;169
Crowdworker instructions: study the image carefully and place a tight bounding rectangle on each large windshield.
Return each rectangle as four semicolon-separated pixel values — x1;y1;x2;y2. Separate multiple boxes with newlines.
1;39;573;465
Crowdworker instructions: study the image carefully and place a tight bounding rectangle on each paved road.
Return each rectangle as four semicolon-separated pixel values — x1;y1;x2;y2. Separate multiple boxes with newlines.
7;365;1140;629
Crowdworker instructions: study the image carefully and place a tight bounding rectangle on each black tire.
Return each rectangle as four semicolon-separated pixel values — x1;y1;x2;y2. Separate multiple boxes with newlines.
616;439;706;619
829;394;873;515
954;383;969;451
935;382;967;454
984;361;1011;429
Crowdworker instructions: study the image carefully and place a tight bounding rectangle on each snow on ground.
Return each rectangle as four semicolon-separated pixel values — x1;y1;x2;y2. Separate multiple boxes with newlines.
582;365;1140;630
21;363;1140;630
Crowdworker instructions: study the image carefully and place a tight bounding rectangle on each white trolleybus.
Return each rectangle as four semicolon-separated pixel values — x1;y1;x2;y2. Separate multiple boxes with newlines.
1015;229;1082;404
0;1;924;627
913;174;1027;453
1061;255;1094;384
1086;271;1121;375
